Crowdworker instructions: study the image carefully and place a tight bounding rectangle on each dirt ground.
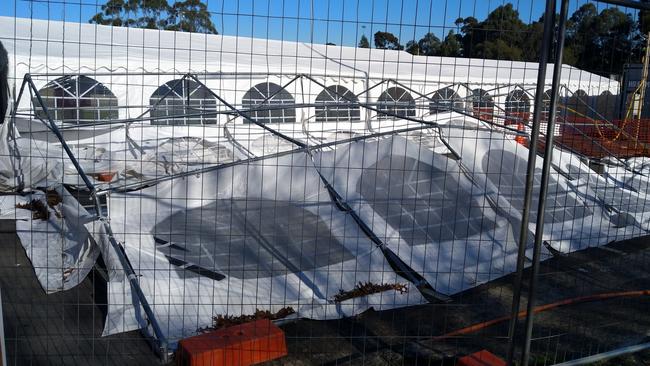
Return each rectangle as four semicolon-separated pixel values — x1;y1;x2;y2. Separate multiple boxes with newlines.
264;235;650;365
2;213;650;365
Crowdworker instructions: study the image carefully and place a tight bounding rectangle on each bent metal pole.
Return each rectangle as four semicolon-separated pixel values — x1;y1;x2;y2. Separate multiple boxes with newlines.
505;0;557;364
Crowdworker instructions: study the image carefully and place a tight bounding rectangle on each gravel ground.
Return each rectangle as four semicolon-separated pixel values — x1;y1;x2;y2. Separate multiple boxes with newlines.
3;213;650;365
263;235;650;365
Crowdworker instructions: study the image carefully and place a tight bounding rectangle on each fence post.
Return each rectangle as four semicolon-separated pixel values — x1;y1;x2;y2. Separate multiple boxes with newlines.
505;0;557;363
519;0;570;365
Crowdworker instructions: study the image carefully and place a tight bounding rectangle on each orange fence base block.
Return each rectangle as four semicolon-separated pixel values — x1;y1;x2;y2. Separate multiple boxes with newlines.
457;350;506;366
176;319;288;366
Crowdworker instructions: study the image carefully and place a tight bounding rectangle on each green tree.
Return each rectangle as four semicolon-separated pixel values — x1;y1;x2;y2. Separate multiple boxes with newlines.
478;39;522;60
565;3;640;75
595;8;639;74
521;16;541;62
90;0;217;34
440;30;462;57
640;4;650;35
417;32;441;56
455;5;526;60
405;40;421;55
90;0;170;28
374;31;403;50
565;3;599;69
165;0;217;33
456;17;479;57
358;35;370;48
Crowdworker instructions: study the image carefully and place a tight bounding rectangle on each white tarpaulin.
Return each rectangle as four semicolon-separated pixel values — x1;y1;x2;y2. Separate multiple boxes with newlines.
314;135;519;295
443;120;640;253
15;186;100;293
102;150;424;341
553;150;650;233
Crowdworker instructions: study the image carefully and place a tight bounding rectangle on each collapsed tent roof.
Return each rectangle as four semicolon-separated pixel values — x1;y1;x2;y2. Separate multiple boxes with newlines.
102;148;425;340
1;16;617;94
1;15;644;350
6;109;650;347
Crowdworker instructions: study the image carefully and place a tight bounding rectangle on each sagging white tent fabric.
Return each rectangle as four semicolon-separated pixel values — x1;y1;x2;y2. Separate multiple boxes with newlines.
4;101;648;339
314;135;519;295
552;150;650;233
102;150;424;341
15;186;100;293
443;120;643;254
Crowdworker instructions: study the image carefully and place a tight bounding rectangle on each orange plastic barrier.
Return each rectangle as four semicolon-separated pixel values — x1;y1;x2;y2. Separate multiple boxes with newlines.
457;350;506;366
176;319;288;366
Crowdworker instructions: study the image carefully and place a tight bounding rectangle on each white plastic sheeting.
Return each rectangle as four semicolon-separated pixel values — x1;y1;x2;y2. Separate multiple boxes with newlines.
15;186;100;293
553;151;650;233
3;108;650;342
443;120;642;254
0;120;66;190
314;135;519;295
102;150;424;341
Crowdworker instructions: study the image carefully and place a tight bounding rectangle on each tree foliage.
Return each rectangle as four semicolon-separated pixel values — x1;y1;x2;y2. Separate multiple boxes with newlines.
417;32;441;56
374;31;403;50
358;35;370;48
405;40;420;55
90;0;217;34
375;2;644;76
440;30;462;57
90;0;644;76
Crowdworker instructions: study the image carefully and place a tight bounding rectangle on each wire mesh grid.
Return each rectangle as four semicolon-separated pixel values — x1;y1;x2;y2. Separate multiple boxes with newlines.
1;0;650;365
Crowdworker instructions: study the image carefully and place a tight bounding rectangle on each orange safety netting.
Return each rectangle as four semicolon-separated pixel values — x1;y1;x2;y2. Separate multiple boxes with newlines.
555;117;650;159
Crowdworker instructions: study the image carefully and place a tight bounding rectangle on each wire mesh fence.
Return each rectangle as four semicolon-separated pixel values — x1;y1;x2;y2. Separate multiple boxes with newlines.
1;0;650;365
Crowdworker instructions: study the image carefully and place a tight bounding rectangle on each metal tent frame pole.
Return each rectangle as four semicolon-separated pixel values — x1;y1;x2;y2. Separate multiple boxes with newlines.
15;74;170;362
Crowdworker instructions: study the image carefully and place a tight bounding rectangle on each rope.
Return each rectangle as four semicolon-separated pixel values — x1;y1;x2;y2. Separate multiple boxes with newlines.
430;290;650;341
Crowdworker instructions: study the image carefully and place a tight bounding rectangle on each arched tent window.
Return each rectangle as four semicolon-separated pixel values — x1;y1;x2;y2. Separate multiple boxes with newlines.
541;89;560;137
430;87;463;113
565;89;589;120
471;88;494;121
574;89;588;97
377;87;416;120
542;89;553;114
598;90;616;119
33;75;118;124
314;85;360;122
149;79;218;125
505;89;531;124
542;89;553;115
242;82;296;124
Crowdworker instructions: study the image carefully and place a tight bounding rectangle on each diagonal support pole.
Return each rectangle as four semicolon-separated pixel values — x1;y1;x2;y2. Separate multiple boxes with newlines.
24;74;170;361
187;74;307;148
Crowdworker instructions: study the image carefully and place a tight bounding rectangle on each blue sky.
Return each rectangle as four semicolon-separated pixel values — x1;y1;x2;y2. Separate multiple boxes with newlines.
0;0;638;46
